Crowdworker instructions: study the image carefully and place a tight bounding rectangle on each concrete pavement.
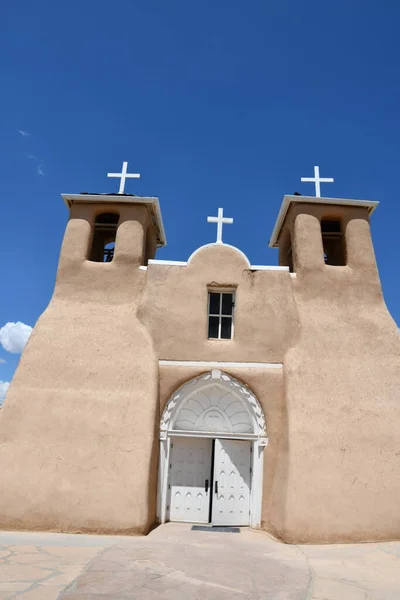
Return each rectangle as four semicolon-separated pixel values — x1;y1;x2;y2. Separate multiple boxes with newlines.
0;524;399;599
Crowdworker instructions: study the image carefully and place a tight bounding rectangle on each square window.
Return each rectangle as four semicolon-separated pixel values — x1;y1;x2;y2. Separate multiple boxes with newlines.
208;291;235;339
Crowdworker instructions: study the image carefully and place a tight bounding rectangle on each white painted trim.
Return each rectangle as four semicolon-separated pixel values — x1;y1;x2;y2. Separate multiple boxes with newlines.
147;256;289;271
290;272;297;278
250;442;264;528
268;194;379;248
139;265;147;271
157;437;171;524
250;265;289;271
148;259;187;267
159;360;283;369
167;430;261;441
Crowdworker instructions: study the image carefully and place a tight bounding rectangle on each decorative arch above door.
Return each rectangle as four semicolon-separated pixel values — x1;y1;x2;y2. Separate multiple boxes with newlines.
157;370;268;528
160;369;267;441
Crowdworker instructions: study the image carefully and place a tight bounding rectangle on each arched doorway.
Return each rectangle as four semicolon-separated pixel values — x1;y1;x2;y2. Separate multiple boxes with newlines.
157;369;268;528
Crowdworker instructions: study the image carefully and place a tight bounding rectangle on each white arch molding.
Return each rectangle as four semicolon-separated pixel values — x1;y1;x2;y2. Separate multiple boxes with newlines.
157;370;268;528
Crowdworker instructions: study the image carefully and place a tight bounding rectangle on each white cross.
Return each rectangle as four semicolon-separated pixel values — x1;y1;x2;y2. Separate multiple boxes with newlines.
207;208;233;244
107;161;140;194
301;165;334;197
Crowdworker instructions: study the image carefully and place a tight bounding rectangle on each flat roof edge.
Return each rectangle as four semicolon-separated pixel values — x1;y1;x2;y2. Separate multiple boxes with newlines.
61;193;167;248
268;195;379;248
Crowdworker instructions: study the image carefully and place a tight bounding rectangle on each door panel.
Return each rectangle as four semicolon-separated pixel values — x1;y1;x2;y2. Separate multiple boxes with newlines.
212;439;251;526
169;437;212;523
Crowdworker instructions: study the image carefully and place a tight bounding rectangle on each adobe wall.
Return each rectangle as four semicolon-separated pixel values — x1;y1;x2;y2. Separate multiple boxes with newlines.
141;244;299;363
144;244;298;530
0;203;159;534
271;206;400;543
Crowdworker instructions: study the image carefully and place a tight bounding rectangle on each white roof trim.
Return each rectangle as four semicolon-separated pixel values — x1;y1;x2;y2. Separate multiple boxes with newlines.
61;193;167;248
268;195;379;248
148;243;289;271
148;259;187;267
148;257;289;271
250;265;289;271
159;360;283;369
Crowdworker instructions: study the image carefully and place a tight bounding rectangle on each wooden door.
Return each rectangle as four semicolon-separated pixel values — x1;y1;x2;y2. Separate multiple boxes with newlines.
169;437;212;523
211;439;251;526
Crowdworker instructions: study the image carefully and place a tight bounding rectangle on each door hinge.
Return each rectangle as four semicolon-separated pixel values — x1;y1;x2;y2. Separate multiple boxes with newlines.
167;505;169;511
250;446;253;453
250;468;252;474
168;484;170;490
169;463;172;469
171;443;173;448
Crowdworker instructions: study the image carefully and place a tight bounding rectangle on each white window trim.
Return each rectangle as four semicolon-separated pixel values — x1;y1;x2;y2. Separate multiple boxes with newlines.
207;289;235;340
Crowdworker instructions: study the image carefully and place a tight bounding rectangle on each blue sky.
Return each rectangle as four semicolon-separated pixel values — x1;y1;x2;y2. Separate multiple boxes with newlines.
1;0;399;387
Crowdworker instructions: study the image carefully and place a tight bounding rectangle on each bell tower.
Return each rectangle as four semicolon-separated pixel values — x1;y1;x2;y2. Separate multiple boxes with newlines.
269;194;379;275
267;193;400;543
61;193;165;263
0;172;166;535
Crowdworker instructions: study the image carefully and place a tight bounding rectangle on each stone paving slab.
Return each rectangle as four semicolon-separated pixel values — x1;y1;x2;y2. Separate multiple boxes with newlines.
0;525;399;599
0;531;126;600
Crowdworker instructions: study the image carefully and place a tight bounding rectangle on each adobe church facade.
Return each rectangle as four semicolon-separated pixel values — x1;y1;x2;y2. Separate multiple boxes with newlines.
0;179;399;543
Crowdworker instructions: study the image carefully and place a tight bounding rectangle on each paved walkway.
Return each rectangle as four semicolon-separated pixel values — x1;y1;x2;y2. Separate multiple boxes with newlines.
0;524;399;599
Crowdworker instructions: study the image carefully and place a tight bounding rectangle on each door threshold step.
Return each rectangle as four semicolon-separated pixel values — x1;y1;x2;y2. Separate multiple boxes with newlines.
191;525;241;533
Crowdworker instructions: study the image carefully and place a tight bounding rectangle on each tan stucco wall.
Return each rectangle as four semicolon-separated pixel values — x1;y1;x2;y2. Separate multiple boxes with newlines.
141;244;299;363
271;206;400;543
0;202;159;534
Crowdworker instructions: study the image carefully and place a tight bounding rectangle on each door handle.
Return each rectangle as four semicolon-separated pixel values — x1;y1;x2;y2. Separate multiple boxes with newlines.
205;479;209;493
214;480;218;495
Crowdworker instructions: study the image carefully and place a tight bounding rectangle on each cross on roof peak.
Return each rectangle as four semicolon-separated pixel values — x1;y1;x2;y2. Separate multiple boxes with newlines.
207;208;233;244
107;161;140;194
301;165;334;197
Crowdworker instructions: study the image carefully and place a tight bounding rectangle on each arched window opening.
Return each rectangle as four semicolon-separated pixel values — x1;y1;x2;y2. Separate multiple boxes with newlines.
279;229;294;272
287;243;294;273
89;213;119;262
103;242;115;263
321;219;346;266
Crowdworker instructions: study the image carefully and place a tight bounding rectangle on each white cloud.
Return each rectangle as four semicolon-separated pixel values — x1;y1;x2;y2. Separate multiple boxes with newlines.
0;322;32;354
0;381;9;406
37;163;45;176
17;128;30;136
0;358;6;364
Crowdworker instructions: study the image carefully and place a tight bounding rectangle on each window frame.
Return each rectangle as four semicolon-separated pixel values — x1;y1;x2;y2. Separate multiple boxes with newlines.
207;288;236;340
